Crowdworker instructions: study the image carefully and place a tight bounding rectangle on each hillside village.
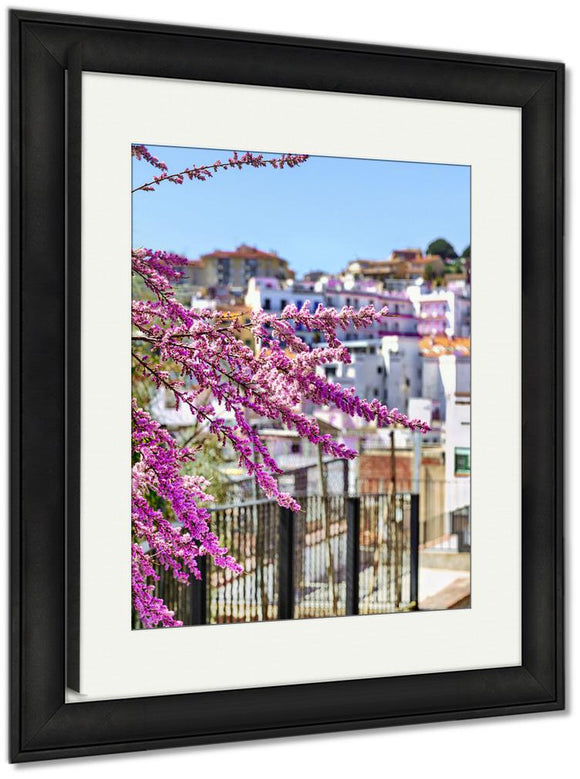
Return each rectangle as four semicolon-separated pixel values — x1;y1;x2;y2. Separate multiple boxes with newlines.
152;241;471;560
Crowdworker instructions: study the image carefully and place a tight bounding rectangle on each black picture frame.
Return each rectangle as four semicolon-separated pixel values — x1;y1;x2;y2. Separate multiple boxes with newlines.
9;8;564;763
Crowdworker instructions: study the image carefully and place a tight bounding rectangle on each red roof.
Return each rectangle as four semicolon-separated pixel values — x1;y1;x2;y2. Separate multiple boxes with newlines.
201;244;287;262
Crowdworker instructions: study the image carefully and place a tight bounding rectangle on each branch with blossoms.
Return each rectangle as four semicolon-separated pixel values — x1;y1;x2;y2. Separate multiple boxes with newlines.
132;147;309;193
131;144;429;629
132;402;242;627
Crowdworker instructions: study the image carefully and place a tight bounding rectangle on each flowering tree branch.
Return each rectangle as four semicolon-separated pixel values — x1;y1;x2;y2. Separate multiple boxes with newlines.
131;144;429;628
132;148;309;193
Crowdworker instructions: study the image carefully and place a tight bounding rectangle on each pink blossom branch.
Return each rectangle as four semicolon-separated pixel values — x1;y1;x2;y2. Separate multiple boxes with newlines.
132;149;309;193
131;144;168;171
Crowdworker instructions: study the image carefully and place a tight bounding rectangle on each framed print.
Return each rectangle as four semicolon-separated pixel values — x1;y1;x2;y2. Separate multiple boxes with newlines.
9;9;564;762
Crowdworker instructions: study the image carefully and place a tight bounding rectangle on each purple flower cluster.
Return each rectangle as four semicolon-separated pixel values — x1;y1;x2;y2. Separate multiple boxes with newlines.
131;144;168;171
132;401;242;628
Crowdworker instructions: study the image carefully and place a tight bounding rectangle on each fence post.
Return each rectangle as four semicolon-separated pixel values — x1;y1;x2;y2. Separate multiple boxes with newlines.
294;468;308;496
452;506;470;552
343;458;350;495
278;506;295;620
190;554;207;625
345;496;360;616
410;493;420;610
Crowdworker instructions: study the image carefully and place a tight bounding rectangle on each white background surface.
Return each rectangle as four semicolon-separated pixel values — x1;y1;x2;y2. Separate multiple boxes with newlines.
79;72;521;699
0;0;575;776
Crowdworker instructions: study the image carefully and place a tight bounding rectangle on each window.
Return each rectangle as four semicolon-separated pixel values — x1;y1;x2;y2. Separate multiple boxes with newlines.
325;366;337;378
244;259;258;278
263;297;271;311
377;366;383;374
280;299;287;310
290;442;301;454
217;257;230;282
454;447;470;475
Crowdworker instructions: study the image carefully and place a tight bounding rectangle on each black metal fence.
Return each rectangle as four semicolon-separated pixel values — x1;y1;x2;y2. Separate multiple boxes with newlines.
138;493;419;628
451;505;471;552
225;458;350;503
420;504;471;553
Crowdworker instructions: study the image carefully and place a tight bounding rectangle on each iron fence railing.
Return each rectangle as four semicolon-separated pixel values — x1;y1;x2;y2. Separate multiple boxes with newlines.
420;504;471;552
208;500;280;623
359;493;416;615
226;458;350;502
451;505;471;552
136;493;419;628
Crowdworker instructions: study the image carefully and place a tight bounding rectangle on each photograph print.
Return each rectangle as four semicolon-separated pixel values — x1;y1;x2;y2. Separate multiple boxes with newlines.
131;144;471;629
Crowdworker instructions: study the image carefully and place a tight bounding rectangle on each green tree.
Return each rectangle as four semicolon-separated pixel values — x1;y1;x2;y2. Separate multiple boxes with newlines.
461;244;471;259
426;237;457;260
423;262;435;281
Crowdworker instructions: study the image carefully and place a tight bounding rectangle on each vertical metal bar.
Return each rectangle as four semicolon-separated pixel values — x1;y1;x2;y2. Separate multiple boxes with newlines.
343;458;349;495
410;493;420;610
278;506;295;620
413;429;421;494
190;553;207;625
345;496;360;616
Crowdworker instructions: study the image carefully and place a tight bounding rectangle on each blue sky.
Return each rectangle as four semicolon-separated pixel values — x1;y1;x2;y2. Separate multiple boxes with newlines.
132;145;470;277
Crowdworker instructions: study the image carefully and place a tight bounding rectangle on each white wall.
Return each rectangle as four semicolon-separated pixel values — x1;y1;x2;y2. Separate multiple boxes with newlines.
422;357;446;418
382;335;422;411
444;397;471;515
245;278;325;344
319;339;387;401
415;289;456;336
439;354;471;515
0;2;575;777
246;278;325;314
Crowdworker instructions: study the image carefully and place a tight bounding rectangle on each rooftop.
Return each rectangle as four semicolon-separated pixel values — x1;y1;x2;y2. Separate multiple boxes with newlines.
420;335;471;357
200;244;288;262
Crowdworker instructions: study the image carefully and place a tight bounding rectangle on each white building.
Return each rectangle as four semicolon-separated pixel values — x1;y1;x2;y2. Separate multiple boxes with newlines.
245;277;325;313
408;286;456;337
454;289;471;337
318;338;388;402
421;354;447;422
381;335;422;413
245;277;325;346
189;296;218;311
315;333;423;416
319;278;418;341
438;353;471;523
